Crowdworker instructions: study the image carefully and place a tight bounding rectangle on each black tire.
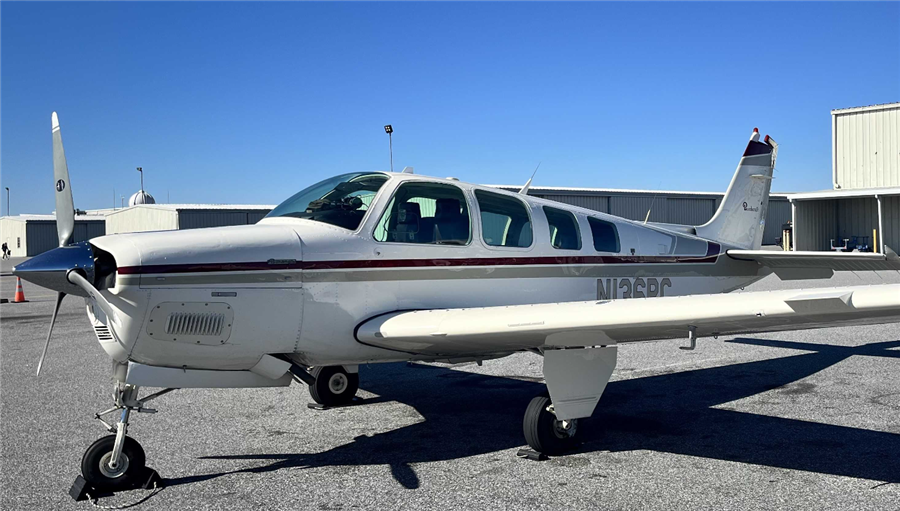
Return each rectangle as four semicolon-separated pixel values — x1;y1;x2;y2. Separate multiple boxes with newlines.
523;395;579;456
81;435;146;490
309;366;359;406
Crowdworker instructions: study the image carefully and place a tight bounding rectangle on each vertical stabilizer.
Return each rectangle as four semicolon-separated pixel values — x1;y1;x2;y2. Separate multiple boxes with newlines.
695;129;778;249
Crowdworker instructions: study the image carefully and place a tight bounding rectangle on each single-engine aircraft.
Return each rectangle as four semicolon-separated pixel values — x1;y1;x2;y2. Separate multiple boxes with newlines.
14;113;900;490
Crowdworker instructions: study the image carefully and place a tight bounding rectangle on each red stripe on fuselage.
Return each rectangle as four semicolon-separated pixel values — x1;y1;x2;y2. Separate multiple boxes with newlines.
116;243;721;275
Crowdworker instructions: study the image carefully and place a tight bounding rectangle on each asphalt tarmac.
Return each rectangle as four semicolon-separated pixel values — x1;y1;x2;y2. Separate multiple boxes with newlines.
2;257;899;510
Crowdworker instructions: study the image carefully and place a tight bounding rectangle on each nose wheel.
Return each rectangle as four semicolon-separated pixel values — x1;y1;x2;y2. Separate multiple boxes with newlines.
308;366;359;406
523;394;580;456
81;435;146;490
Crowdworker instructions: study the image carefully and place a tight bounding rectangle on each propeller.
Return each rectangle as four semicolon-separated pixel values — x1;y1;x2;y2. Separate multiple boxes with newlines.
36;112;77;376
36;293;65;376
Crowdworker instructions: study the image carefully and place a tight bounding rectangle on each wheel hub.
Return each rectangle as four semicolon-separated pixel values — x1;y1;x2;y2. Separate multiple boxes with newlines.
99;452;130;479
328;373;348;394
553;418;578;439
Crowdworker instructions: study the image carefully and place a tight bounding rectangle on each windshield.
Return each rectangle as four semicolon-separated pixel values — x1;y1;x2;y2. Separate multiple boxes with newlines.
266;172;389;230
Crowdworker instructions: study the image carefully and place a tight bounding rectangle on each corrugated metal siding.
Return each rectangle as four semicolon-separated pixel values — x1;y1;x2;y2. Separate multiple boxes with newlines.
537;194;610;213
763;200;792;246
610;196;667;222
248;211;270;224
835;105;900;190
795;200;837;251
25;223;60;256
666;198;716;225
22;220;105;256
177;211;252;230
879;195;900;253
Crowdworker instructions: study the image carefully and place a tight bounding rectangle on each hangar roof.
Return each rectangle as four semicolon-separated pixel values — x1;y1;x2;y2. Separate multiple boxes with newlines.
788;186;900;201
489;185;791;199
101;204;275;217
2;214;106;222
122;204;275;211
831;102;900;115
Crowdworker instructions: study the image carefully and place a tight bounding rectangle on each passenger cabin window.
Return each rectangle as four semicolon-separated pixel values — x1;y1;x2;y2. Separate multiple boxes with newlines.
475;190;533;248
543;206;581;250
374;182;471;245
588;217;620;253
266;172;388;231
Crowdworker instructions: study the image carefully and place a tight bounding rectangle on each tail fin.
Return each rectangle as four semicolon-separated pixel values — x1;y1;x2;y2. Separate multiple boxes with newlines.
695;129;778;249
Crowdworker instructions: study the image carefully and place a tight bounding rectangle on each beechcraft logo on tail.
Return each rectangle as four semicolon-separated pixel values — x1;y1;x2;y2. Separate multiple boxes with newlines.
742;201;759;212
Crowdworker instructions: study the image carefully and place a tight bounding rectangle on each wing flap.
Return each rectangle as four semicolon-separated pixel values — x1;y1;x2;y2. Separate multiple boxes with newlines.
356;285;900;355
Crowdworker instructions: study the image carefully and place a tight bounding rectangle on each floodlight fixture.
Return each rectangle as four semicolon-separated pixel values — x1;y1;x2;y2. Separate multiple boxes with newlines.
384;125;394;171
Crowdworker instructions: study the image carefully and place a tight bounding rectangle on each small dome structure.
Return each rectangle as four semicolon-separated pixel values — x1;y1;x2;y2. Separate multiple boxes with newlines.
129;190;156;206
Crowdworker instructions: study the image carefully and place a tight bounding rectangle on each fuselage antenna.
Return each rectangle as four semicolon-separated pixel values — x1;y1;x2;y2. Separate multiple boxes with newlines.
519;162;541;195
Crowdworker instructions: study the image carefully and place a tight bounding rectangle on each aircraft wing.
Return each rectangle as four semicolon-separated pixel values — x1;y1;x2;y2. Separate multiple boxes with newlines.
356;284;900;355
726;247;900;279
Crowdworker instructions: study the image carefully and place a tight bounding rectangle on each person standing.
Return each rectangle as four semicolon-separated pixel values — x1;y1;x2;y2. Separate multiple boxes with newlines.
1;242;8;260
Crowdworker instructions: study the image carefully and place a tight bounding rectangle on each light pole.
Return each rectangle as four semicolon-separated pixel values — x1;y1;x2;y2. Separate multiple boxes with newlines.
383;125;393;172
5;187;8;216
136;167;144;191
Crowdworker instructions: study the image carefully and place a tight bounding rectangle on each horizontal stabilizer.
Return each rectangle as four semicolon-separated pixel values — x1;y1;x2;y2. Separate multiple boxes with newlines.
727;247;900;279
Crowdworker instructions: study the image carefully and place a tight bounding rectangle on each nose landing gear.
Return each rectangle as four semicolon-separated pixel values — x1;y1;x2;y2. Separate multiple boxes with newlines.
78;384;174;491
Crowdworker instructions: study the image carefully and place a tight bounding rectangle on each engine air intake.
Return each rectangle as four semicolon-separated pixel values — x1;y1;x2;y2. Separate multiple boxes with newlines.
146;302;234;345
165;312;226;336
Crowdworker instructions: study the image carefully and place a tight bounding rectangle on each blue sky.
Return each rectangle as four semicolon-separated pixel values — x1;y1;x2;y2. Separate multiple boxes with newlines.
2;2;898;215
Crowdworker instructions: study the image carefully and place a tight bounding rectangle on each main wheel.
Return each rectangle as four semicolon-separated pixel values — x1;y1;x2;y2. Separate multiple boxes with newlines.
81;435;146;490
523;395;579;455
309;366;359;406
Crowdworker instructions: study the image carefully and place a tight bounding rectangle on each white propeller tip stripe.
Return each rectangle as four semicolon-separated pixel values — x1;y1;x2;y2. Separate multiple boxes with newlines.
51;112;59;131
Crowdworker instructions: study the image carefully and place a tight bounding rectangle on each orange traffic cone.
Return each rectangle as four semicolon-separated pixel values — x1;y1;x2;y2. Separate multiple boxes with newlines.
13;277;27;303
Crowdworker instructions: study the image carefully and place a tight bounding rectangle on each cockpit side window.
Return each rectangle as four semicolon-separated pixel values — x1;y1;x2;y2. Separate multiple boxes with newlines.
374;182;471;245
266;172;388;231
588;217;621;253
543;206;582;250
475;190;533;248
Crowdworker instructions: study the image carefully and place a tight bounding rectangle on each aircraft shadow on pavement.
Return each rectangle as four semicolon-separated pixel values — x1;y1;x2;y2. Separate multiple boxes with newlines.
171;338;900;489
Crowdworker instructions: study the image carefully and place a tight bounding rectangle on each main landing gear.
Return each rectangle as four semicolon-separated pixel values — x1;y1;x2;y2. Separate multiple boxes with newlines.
523;394;580;455
80;384;174;491
519;346;618;459
307;365;359;407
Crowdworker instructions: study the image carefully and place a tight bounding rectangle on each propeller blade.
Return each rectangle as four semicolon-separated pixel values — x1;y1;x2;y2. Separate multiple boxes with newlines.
52;112;75;247
36;292;65;377
67;270;118;325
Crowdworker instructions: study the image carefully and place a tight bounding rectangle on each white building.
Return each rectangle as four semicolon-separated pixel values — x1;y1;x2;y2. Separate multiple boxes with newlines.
790;102;900;251
0;214;106;257
104;204;274;234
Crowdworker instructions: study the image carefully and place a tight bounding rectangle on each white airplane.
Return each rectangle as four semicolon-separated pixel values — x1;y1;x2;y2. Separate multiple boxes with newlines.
14;114;900;491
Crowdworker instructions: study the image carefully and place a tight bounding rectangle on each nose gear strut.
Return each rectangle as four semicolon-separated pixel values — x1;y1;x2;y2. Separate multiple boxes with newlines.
75;384;175;496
